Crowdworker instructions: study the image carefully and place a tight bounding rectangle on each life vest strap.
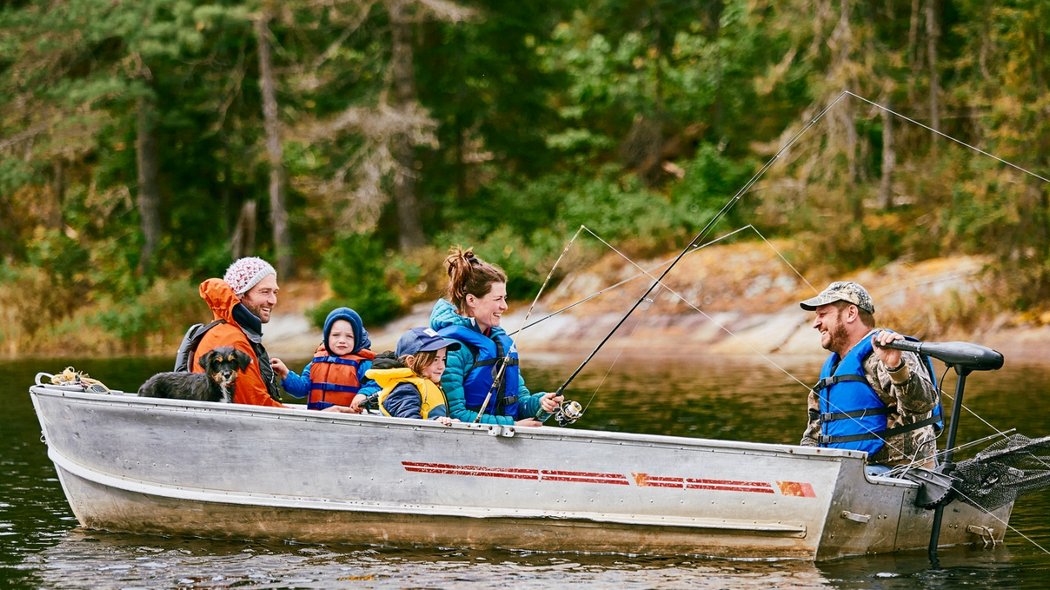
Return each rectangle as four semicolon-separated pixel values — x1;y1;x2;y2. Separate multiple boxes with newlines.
818;431;878;445
469;357;520;370
812;374;868;393
467;395;518;412
312;356;362;367
818;413;940;445
881;414;942;438
312;382;362;394
821;406;892;422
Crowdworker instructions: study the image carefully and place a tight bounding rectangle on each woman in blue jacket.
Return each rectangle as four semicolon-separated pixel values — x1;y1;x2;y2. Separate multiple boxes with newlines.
429;247;562;426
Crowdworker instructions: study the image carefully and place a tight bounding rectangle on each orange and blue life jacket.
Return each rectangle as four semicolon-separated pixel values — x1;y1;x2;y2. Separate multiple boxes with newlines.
306;343;375;409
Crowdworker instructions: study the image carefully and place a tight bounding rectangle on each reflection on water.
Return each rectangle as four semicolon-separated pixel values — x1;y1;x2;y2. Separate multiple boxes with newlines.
4;354;1050;588
24;530;839;590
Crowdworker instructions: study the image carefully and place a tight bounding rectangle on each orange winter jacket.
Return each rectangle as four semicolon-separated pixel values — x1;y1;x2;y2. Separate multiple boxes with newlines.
192;278;283;408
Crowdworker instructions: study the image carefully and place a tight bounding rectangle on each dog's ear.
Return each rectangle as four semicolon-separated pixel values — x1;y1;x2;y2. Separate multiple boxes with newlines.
197;349;217;371
234;349;252;371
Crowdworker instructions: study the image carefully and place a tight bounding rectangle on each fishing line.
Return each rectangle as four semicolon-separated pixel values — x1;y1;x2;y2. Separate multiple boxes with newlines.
543;140;1016;484
517;225;586;333
525;88;1050;553
578;224;956;479
581;225;815;392
518;224;785;422
551;90;1046;443
509;224;760;336
849;90;1050;484
565;209;1008;481
552;91;852;397
846;90;1050;184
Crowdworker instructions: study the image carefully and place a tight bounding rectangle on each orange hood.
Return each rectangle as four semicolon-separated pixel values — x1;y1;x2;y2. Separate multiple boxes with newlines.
199;278;240;326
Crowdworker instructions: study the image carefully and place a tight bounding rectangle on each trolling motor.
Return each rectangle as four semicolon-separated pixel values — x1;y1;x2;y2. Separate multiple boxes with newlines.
883;339;1004;567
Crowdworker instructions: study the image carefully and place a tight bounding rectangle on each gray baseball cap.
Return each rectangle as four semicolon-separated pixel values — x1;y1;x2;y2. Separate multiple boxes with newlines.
799;281;875;314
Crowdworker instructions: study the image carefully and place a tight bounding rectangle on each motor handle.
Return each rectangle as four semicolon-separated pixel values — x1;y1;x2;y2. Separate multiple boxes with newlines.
879;337;1004;371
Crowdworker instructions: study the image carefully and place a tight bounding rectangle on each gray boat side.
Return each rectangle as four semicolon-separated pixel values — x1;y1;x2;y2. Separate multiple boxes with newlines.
29;385;1009;560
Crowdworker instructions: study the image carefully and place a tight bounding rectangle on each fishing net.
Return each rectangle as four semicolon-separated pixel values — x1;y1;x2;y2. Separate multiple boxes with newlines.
948;434;1050;511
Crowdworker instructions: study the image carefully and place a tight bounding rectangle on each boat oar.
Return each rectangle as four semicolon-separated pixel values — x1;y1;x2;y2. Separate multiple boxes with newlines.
882;338;1004;567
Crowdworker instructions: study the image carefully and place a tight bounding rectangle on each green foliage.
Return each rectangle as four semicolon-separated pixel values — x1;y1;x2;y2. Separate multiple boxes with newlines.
670;144;758;235
25;230;92;317
4;0;1050;358
311;233;403;328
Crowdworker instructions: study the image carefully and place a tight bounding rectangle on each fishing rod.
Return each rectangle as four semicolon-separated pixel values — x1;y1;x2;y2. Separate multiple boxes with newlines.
552;93;850;397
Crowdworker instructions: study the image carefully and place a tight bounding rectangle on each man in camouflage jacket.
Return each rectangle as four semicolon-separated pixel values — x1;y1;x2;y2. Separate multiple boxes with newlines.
799;281;940;470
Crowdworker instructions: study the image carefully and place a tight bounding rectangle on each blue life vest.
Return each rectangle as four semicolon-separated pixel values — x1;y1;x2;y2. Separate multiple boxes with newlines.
813;334;943;456
438;325;520;418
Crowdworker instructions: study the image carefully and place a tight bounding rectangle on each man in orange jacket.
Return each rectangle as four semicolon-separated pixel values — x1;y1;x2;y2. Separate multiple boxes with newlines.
193;257;287;407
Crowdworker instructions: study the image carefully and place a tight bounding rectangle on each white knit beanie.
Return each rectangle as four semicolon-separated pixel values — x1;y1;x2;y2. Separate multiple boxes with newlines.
223;257;277;295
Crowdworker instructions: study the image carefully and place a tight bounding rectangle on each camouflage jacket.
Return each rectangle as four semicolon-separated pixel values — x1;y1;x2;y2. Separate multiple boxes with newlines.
801;343;940;468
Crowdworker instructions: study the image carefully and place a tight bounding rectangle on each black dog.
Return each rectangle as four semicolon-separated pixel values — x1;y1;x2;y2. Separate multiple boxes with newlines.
138;347;252;403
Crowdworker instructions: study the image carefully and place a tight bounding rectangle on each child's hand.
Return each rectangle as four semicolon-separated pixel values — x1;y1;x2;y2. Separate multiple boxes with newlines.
436;416;453;426
348;393;367;413
321;405;356;413
270;357;289;378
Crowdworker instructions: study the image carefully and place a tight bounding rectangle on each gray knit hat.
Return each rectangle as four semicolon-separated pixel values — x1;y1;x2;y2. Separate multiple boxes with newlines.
223;257;276;295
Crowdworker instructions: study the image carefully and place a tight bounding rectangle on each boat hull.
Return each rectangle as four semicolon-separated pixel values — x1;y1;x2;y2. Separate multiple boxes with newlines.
30;385;1010;560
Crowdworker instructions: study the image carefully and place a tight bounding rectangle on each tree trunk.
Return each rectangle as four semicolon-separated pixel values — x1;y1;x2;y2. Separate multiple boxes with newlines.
978;3;992;83
255;12;294;278
232;200;258;261
135;93;162;276
878;103;896;209
907;0;921;104
388;0;426;252
704;0;725;140
48;159;65;229
925;0;940;136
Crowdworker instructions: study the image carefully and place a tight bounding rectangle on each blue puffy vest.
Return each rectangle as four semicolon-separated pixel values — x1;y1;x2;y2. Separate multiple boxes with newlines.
813;334;943;456
438;325;520;418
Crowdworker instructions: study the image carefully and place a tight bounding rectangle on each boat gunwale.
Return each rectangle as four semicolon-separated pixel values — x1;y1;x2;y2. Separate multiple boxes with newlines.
30;384;868;462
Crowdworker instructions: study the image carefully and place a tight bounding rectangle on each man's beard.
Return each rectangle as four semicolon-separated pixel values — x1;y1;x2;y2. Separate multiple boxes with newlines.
825;320;850;355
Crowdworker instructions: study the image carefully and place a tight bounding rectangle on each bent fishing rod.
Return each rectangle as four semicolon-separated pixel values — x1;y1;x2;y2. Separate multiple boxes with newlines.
551;95;849;397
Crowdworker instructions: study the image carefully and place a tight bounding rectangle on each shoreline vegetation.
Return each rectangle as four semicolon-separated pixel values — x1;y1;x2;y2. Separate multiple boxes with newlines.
6;240;1048;365
4;3;1050;369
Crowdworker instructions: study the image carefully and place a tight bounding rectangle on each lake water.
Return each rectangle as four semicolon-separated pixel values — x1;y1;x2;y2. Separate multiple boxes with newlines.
3;352;1050;589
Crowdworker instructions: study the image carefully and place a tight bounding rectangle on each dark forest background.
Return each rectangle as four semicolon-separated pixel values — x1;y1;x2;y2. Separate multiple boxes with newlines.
1;0;1048;356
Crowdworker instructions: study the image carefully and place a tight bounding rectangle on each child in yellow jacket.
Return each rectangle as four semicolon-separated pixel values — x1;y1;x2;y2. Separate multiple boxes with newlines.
365;328;461;426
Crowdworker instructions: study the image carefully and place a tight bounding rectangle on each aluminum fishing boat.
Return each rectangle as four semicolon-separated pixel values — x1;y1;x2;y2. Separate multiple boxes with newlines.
29;377;1011;561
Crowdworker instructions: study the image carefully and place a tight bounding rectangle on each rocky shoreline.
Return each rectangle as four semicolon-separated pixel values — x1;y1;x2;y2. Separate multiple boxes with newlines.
264;248;1050;365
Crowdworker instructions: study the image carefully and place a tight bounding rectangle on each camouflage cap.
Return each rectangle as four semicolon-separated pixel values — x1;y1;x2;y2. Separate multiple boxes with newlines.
799;281;875;314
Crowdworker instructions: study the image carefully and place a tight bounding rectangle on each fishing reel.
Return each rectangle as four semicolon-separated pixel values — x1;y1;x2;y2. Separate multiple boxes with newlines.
552;400;583;426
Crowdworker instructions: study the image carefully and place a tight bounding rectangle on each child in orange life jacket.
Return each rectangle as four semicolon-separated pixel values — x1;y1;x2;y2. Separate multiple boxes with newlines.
365;328;460;426
271;307;376;411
